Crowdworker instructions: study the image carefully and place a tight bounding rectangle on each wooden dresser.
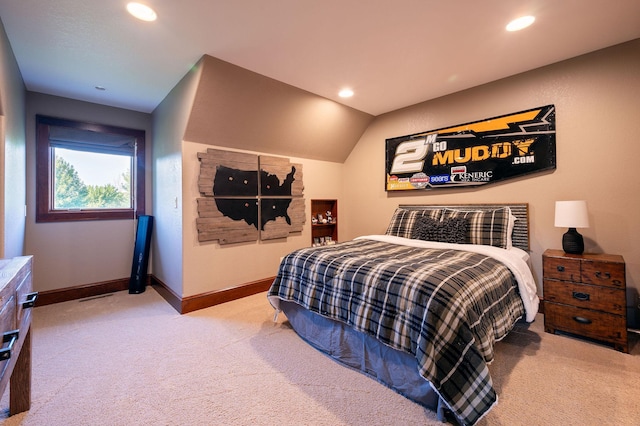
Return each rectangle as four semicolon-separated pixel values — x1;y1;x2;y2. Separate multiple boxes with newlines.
0;256;37;415
542;249;627;353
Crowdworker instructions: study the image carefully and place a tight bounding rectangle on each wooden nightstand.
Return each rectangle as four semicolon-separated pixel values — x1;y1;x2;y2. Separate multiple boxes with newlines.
542;249;628;353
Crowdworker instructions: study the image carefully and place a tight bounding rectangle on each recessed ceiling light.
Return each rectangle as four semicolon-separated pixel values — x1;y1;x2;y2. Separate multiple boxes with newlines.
127;2;157;22
339;88;354;98
506;15;535;32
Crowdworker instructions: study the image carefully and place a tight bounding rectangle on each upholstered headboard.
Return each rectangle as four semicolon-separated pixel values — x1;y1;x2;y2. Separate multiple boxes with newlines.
398;203;530;251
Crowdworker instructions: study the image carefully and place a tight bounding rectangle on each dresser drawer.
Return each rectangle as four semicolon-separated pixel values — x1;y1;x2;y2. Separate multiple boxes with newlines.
543;256;581;282
581;260;625;288
0;295;16;377
15;271;34;331
544;303;627;347
0;295;16;335
0;260;13;307
543;280;626;314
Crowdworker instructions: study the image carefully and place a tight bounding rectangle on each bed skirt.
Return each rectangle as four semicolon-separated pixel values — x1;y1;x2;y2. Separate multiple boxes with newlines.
278;299;449;422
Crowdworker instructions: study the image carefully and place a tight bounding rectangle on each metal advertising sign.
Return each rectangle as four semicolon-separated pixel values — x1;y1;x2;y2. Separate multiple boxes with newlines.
385;105;556;191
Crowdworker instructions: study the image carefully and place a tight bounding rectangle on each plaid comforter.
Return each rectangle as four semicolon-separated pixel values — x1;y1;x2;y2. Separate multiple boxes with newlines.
268;237;526;426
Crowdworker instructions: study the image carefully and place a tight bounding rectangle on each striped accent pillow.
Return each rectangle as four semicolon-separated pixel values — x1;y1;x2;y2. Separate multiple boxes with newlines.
441;207;511;249
385;208;442;238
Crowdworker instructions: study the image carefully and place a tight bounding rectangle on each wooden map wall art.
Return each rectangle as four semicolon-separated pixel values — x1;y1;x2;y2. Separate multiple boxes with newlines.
197;148;305;244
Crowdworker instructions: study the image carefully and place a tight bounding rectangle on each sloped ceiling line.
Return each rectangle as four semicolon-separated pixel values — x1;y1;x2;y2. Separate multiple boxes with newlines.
184;55;374;163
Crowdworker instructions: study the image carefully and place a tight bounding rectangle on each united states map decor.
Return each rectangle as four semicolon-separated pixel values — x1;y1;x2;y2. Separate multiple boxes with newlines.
197;148;305;244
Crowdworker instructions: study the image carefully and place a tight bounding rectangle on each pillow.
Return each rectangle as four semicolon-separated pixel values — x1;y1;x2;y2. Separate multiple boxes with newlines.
411;216;468;244
507;210;517;249
441;207;511;249
385;208;442;238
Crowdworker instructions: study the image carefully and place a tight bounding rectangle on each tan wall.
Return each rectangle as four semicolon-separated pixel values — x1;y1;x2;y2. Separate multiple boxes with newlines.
342;40;640;317
181;141;343;297
25;93;152;292
174;54;362;297
0;18;27;258
151;59;203;297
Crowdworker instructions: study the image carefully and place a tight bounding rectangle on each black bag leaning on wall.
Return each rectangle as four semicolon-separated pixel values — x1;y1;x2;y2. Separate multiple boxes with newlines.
129;215;153;294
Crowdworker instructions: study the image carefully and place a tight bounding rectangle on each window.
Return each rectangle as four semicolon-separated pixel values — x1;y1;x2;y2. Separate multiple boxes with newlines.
36;115;145;222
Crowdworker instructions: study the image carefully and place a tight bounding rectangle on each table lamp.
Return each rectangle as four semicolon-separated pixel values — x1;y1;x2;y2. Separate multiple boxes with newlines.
554;200;589;254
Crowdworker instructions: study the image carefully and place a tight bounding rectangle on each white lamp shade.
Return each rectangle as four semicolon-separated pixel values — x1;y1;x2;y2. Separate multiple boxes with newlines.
555;200;589;228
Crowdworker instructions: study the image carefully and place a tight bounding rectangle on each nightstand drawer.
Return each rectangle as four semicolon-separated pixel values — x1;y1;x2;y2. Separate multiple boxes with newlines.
543;280;625;314
581;261;625;288
545;303;627;347
543;257;581;282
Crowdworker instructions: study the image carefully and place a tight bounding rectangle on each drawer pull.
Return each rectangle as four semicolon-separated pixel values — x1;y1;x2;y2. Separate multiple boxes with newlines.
0;330;19;361
22;291;38;309
594;271;611;280
612;279;622;286
556;265;565;272
573;316;592;325
572;291;590;302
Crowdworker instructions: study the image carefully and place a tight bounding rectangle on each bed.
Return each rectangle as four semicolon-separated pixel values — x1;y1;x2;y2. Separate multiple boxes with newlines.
268;204;539;426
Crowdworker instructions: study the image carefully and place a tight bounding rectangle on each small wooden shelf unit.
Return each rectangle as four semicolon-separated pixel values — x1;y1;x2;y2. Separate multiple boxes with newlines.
311;199;337;246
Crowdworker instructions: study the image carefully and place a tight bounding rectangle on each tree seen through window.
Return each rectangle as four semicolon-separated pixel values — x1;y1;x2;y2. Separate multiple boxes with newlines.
54;151;131;209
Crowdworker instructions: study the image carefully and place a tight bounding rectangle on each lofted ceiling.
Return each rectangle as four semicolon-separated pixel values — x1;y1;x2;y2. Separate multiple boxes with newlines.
1;0;639;116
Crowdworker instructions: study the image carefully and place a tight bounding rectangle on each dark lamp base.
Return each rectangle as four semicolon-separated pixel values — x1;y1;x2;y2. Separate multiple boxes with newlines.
562;227;584;254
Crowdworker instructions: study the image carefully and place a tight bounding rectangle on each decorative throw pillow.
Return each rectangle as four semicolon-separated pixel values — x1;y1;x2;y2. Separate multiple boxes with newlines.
411;216;440;241
412;216;468;244
437;217;469;244
385;208;442;238
441;207;511;249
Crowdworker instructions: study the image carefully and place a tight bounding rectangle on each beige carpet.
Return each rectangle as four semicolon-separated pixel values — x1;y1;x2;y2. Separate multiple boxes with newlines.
0;288;638;426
